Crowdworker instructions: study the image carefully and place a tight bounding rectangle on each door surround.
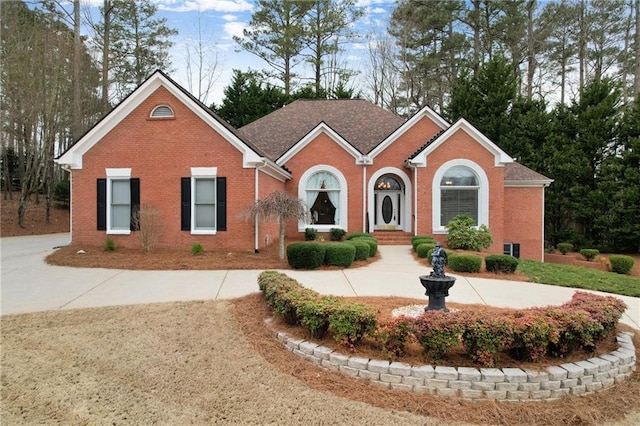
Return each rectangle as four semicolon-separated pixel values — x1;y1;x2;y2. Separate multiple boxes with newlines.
368;167;412;232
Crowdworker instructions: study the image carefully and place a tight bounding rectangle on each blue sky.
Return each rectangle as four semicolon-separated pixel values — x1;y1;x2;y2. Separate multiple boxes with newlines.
80;0;398;106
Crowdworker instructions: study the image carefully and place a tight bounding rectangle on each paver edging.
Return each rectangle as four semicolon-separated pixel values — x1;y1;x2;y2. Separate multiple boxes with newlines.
267;320;636;402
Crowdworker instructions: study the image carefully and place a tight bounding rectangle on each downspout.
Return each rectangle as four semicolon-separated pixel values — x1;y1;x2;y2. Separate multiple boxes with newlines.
362;162;367;233
254;160;268;253
406;162;418;236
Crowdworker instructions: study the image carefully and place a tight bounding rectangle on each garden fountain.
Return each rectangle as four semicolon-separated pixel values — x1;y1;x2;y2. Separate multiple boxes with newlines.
420;243;456;311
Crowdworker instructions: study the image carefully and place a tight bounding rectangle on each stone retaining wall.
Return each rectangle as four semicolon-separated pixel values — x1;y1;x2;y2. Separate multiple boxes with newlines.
271;323;636;401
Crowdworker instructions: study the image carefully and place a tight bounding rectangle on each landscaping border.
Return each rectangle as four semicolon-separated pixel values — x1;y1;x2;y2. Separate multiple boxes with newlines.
267;319;636;402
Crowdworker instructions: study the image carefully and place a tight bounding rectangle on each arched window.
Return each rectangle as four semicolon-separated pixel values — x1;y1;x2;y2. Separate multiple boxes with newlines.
150;105;174;118
440;166;479;225
298;166;347;231
432;160;488;233
375;175;402;191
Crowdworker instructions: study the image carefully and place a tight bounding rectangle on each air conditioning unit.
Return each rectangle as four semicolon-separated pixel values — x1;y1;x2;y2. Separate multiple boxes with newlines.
503;243;520;258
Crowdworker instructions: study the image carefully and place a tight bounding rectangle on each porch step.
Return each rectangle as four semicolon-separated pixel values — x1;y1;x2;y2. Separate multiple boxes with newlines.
371;231;414;245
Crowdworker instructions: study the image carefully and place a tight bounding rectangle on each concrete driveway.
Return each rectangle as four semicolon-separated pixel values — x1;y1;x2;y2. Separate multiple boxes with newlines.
1;233;638;331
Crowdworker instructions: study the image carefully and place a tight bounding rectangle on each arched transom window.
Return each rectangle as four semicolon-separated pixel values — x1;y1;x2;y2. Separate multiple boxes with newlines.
440;165;480;226
375;175;402;191
150;105;174;118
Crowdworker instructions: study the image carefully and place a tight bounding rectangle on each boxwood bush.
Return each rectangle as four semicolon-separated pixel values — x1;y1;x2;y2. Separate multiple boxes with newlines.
412;235;436;246
484;254;518;273
329;228;346;241
345;240;370;261
448;253;482;273
416;242;436;258
345;232;375;240
557;242;573;255
609;254;634;274
286;242;326;269
324;243;356;267
579;248;599;261
351;237;377;257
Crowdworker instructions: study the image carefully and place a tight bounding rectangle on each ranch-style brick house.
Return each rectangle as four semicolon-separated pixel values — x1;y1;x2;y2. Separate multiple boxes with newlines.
56;70;552;261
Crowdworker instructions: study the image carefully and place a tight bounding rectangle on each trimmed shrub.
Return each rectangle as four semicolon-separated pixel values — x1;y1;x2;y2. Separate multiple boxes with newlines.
416;242;436;258
286;242;326;269
191;243;204;255
329;228;346;241
412;310;464;360
545;307;604;356
484;254;518;274
345;232;375;241
345;240;370;261
324;243;356;267
374;317;414;359
412;237;436;251
297;296;339;339
509;313;560;362
352;237;377;257
609;254;634;274
104;237;115;252
460;311;515;367
329;302;377;347
412;235;435;246
579;248;599;261
557;242;573;255
448;253;482;273
445;214;493;251
564;291;627;338
304;227;317;241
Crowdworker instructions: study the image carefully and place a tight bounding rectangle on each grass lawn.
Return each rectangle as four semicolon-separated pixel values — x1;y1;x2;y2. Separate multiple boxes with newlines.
519;259;640;297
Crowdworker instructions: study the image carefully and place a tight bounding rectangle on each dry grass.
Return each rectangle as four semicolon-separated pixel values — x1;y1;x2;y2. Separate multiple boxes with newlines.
2;296;638;425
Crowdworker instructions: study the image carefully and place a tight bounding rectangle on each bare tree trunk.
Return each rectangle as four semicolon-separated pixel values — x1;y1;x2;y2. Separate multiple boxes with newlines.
72;0;81;140
279;219;286;260
579;0;586;90
634;0;640;99
526;0;536;99
102;0;111;113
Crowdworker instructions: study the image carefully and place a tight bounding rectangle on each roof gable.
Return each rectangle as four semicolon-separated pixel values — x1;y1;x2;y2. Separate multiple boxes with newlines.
276;122;363;165
368;105;449;159
56;70;270;171
407;118;513;167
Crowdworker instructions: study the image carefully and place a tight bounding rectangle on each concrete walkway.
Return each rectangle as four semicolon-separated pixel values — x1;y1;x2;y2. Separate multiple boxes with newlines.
1;233;638;330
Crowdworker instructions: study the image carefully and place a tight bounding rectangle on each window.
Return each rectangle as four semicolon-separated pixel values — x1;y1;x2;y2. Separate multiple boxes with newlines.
150;105;174;118
97;168;139;234
440;166;479;225
298;166;347;231
432;160;488;233
181;167;226;234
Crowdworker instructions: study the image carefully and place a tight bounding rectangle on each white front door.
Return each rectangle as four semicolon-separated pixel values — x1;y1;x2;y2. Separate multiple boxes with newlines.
375;190;402;230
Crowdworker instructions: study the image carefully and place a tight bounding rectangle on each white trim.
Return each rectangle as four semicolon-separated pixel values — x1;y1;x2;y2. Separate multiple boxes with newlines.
105;168;132;235
298;165;348;232
432;159;489;234
505;179;553;187
409;118;514;168
368;167;412;232
190;167;218;235
150;104;174;118
56;72;263;169
368;105;449;159
277;122;363;165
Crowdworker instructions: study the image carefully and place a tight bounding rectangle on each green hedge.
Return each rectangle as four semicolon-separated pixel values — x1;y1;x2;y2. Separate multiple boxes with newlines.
609;254;634;274
351;237;377;257
412;235;436;245
345;232;375;241
557;242;573;254
286;242;326;269
412;237;436;251
448;253;482;272
484;254;518;274
416;242;436;258
329;228;346;241
345;240;370;261
258;271;376;346
324;243;356;267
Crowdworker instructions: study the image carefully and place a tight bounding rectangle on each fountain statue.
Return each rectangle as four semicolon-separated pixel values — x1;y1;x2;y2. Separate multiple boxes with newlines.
420;243;456;311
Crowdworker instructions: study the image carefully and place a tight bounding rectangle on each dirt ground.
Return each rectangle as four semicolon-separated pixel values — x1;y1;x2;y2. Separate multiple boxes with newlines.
1;296;639;425
1;193;69;237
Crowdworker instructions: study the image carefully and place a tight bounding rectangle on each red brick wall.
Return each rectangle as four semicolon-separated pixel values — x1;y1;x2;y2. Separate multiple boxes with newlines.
418;128;505;255
282;132;363;236
257;170;286;249
71;86;261;250
504;186;545;261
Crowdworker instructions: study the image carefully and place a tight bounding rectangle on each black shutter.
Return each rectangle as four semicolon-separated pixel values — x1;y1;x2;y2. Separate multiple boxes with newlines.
216;177;226;231
130;178;140;231
181;177;191;231
97;178;107;230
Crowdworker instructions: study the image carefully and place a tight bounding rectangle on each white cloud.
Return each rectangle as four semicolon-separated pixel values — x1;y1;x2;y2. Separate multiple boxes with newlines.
223;21;247;39
221;14;238;21
157;0;253;13
370;7;386;14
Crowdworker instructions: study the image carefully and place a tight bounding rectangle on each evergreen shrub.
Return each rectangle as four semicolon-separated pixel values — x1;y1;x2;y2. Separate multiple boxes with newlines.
412;237;435;251
416;242;436;258
191;243;204;255
484;254;518;273
329;228;346;241
345;240;370;261
324;243;356;267
104;237;115;252
579;249;599;261
609;255;634;274
448;253;482;272
352;237;377;257
557;242;573;255
286;242;326;269
445;214;493;251
304;227;317;241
